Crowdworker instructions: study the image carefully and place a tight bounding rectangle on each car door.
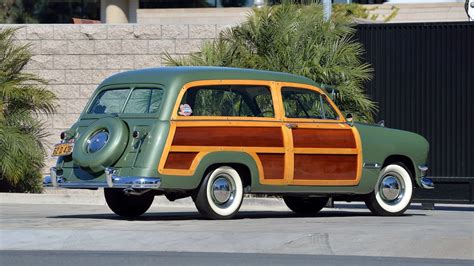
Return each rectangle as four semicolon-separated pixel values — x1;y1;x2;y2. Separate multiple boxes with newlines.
278;84;362;186
158;80;287;185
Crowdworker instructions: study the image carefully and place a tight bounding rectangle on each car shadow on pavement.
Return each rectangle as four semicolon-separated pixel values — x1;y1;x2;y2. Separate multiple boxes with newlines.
47;210;423;221
335;203;474;212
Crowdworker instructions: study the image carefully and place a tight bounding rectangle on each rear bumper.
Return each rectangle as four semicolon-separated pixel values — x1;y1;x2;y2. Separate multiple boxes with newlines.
43;167;161;189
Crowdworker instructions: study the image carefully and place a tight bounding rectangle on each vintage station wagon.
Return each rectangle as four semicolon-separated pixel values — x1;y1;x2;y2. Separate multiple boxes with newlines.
45;67;433;219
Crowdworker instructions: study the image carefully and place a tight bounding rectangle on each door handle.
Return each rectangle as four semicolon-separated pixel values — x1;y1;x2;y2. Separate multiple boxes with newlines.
285;123;298;129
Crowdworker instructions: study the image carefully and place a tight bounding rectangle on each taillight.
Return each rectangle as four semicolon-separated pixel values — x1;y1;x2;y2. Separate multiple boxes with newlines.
132;130;140;139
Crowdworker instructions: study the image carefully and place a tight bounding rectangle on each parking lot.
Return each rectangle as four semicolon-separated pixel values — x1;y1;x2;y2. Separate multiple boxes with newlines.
1;196;473;265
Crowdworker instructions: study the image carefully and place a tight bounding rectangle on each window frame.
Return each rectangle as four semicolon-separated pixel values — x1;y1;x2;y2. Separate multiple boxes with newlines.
172;80;281;121
277;82;345;123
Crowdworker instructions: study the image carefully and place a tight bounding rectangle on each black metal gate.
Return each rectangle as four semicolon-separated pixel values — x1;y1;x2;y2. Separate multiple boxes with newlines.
356;22;474;203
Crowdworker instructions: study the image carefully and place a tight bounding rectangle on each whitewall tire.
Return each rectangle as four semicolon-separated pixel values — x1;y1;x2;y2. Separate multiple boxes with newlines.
194;166;244;219
365;163;413;216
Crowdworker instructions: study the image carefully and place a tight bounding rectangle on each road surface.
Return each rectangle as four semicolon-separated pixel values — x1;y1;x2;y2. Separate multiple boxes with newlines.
0;200;473;265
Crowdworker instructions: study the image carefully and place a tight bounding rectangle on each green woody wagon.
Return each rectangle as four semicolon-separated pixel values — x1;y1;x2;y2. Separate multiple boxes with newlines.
45;67;433;219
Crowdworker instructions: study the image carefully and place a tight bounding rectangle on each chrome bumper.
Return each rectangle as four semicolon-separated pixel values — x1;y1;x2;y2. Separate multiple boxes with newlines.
418;165;434;189
44;167;161;189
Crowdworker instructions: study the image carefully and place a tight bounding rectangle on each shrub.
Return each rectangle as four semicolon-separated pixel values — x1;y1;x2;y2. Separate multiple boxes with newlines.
0;28;57;193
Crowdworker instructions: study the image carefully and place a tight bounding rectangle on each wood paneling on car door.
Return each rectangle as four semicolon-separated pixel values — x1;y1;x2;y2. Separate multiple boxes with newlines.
172;127;283;147
290;126;362;186
292;128;356;149
293;154;358;181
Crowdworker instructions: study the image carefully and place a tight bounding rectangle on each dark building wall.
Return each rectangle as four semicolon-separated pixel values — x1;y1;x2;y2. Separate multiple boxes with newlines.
356;22;473;179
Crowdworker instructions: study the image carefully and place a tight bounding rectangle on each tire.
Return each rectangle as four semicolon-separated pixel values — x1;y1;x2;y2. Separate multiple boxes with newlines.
365;163;413;216
104;188;154;218
194;166;244;220
283;196;328;215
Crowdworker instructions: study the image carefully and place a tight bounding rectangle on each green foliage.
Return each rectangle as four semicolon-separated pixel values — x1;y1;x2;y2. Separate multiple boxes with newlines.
164;1;377;122
333;3;398;22
384;6;399;22
1;0;100;24
333;3;371;20
0;28;57;193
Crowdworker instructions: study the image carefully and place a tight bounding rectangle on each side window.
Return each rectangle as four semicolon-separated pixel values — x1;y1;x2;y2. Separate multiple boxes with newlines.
321;95;338;120
282;87;323;119
281;87;338;120
254;93;274;118
179;85;274;118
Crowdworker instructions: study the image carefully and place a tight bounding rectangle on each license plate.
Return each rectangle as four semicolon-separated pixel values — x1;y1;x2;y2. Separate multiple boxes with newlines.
52;143;74;157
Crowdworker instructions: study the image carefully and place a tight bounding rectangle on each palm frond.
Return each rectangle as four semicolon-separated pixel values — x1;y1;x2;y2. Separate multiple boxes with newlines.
163;2;377;122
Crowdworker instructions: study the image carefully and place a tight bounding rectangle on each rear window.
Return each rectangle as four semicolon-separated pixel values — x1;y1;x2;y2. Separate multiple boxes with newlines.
88;88;163;114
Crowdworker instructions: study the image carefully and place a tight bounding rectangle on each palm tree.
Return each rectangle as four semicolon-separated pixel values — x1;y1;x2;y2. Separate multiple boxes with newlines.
165;1;377;122
0;28;57;192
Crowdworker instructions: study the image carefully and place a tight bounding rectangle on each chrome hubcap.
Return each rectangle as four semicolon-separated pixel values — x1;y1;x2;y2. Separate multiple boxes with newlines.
87;130;109;153
379;174;404;203
211;175;235;205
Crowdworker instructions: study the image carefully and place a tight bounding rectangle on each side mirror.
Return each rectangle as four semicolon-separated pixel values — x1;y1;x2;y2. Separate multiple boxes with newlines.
377;120;385;127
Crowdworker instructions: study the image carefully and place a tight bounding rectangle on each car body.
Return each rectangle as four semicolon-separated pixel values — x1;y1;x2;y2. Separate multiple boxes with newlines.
45;67;433;219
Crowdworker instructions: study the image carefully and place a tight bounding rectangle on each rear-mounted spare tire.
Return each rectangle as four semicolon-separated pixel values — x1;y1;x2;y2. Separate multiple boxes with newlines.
72;117;128;172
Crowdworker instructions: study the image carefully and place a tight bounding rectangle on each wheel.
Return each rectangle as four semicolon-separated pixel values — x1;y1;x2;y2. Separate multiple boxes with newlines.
104;188;154;218
365;163;413;216
283;196;328;215
194;166;244;220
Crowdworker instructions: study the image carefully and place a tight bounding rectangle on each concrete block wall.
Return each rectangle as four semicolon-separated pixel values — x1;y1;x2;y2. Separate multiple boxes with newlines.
0;24;224;172
365;3;467;23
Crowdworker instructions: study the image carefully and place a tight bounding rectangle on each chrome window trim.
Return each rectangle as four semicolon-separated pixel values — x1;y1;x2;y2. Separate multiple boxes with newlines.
363;163;381;169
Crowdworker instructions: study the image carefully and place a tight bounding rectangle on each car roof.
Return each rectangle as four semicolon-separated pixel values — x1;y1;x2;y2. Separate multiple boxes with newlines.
99;66;321;90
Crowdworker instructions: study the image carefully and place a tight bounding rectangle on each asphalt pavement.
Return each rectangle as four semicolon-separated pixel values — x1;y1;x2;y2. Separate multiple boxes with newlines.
1;250;473;266
1;197;473;265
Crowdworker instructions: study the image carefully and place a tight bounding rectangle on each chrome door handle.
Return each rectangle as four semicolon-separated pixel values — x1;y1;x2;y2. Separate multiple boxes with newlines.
285;123;298;129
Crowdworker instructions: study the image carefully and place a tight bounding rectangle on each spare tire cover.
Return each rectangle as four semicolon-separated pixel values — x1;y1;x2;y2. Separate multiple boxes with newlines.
72;117;128;172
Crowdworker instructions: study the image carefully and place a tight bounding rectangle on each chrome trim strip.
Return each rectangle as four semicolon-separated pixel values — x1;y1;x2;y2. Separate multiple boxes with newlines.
418;165;428;173
421;177;434;189
418;165;433;189
105;167;161;189
105;167;116;187
43;167;161;189
55;182;110;189
363;163;381;169
46;180;161;189
50;167;58;187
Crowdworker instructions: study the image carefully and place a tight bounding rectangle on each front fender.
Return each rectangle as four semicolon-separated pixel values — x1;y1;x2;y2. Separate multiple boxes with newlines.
158;151;260;190
355;123;430;186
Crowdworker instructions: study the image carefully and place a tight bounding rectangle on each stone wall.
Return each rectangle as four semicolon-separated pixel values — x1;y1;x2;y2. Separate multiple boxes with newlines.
1;24;224;171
